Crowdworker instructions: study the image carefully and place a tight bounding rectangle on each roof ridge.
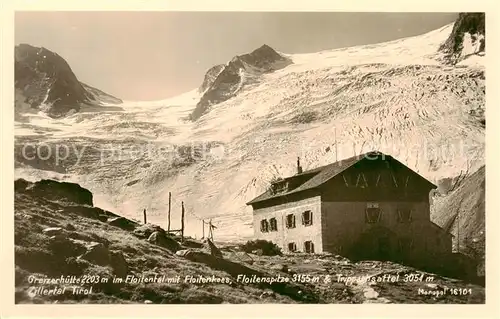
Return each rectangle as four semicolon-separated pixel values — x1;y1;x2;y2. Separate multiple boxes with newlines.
301;151;384;173
247;151;392;205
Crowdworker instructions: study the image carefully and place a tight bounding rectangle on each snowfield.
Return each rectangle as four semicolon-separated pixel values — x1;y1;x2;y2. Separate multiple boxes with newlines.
14;22;485;241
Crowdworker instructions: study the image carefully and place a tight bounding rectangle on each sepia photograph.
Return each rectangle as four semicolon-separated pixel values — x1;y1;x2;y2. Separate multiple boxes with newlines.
5;7;490;308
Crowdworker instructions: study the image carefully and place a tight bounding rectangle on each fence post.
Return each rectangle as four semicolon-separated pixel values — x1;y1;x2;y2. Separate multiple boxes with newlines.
208;219;213;241
143;209;147;224
167;192;171;232
181;201;185;242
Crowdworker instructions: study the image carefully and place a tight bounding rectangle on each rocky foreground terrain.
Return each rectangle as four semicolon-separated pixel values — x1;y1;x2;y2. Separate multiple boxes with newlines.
14;179;484;304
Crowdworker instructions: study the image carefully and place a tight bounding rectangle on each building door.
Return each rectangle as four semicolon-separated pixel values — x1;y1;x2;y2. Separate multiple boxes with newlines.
377;236;391;260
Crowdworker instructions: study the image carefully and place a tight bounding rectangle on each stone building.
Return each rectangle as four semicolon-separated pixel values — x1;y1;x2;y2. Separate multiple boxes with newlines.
246;151;452;267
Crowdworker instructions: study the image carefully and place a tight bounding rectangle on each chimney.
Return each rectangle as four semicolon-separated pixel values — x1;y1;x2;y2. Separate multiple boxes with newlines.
297;157;303;174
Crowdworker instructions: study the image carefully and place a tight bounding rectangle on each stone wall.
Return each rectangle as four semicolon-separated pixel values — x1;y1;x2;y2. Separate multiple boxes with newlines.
321;201;451;263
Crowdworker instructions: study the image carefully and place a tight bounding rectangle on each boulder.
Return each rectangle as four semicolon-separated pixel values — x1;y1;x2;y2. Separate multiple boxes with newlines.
175;249;191;257
147;231;181;252
97;214;109;222
259;291;276;299
252;249;264;256
133;224;165;239
14;179;30;192
42;227;63;237
47;234;86;258
108;217;137;231
64;223;76;231
28;179;93;206
109;251;128;277
79;242;110;266
65;256;91;275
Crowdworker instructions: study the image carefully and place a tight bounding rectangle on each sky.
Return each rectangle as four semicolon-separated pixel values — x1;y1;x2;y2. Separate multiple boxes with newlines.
15;12;458;101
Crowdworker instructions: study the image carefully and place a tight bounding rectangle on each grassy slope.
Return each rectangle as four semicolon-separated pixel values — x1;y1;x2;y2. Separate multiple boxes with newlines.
14;182;485;304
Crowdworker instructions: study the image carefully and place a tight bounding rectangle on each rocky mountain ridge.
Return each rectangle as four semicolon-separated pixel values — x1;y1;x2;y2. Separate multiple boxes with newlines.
15;43;122;118
190;44;292;120
439;13;485;65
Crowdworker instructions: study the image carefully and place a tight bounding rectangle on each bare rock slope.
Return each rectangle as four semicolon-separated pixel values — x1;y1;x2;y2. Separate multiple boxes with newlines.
439;13;485;65
190;44;292;120
432;165;485;271
15;44;122;118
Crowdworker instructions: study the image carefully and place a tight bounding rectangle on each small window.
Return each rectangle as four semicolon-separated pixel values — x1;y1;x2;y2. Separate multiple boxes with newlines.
271;181;289;194
286;214;296;229
269;218;278;231
302;210;313;226
288;242;297;252
304;241;315;253
260;219;269;232
397;209;413;223
365;207;381;223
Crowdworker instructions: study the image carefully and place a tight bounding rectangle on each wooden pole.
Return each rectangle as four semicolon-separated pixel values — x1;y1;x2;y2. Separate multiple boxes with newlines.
202;220;205;239
457;208;460;252
181;201;185;242
143;209;147;224
208;219;213;241
167;192;171;232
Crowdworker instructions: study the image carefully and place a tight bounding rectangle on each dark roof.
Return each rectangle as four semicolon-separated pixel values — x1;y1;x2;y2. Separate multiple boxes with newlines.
246;152;376;205
246;151;437;206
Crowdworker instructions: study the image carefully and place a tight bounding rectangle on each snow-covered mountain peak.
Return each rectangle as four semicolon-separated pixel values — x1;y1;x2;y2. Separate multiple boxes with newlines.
190;44;292;120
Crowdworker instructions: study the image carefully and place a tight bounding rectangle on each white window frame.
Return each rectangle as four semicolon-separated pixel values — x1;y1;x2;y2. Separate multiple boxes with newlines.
302;210;313;226
260;219;269;232
269;217;278;231
286;214;296;229
304;240;315;253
